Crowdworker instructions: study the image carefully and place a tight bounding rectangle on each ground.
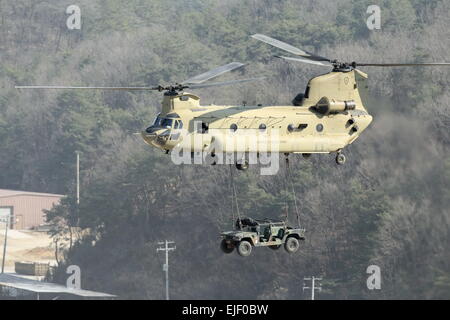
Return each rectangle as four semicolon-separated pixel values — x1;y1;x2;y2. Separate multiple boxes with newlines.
0;229;56;273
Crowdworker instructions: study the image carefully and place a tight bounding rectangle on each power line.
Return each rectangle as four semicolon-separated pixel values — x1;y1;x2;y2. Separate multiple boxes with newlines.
303;276;322;300
156;240;176;300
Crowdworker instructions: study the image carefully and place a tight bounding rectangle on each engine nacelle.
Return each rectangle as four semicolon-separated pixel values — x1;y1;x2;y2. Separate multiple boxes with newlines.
315;97;356;114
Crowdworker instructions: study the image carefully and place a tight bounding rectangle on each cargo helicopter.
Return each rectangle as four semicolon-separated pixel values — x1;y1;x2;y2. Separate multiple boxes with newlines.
16;34;450;170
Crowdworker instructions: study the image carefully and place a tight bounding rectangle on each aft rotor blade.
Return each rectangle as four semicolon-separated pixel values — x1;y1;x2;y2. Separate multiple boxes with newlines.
15;85;160;90
276;55;333;67
188;77;265;89
182;62;245;85
356;62;450;67
251;34;330;62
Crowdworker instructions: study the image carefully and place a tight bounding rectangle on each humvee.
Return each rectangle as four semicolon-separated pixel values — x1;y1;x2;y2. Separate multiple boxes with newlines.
220;217;305;257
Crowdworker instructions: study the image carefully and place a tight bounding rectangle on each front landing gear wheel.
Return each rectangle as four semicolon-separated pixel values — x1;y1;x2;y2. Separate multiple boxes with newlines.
220;239;235;254
335;153;346;165
236;160;249;171
237;240;252;256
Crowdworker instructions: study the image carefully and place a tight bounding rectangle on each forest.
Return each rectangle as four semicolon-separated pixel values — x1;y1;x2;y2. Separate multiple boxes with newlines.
0;0;449;299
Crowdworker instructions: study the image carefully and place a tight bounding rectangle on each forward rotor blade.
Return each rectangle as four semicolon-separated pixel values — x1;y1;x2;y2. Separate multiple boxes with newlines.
182;62;245;85
251;34;330;62
15;86;159;90
356;62;450;67
188;77;265;89
276;55;333;67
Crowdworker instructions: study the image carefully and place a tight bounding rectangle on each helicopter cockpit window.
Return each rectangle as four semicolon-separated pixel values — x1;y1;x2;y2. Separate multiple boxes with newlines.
153;114;162;126
161;118;173;128
174;120;183;129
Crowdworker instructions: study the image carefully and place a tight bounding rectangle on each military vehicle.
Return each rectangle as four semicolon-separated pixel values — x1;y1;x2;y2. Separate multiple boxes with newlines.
16;34;450;170
220;218;305;257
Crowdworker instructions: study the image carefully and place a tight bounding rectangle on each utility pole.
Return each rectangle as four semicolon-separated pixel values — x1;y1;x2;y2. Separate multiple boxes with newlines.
76;151;80;205
157;240;176;300
303;276;322;300
1;215;10;274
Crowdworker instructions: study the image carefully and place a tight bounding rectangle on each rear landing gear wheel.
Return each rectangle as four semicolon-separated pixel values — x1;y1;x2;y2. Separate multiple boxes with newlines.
236;160;249;171
335;153;346;165
220;239;234;254
302;153;312;159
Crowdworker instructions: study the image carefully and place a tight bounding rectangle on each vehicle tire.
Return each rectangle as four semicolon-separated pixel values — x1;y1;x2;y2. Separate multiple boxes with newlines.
236;160;249;171
237;240;252;257
220;239;234;254
269;245;281;250
284;237;300;253
335;153;346;165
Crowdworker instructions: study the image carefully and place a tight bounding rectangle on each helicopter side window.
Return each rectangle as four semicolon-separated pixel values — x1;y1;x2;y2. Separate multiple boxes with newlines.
201;122;209;134
196;122;208;134
304;86;310;99
173;120;183;129
259;124;266;132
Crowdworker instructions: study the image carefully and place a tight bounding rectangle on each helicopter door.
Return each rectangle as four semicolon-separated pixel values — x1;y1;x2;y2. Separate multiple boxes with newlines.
170;119;183;141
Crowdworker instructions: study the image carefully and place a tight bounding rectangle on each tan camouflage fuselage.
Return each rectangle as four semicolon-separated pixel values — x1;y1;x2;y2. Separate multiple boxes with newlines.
141;69;373;155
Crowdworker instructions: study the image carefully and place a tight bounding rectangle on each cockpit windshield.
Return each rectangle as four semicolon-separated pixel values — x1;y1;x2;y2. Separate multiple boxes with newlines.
150;114;183;130
153;114;162;126
160;118;173;128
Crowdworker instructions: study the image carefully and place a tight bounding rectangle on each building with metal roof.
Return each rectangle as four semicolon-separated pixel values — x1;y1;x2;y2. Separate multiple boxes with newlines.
0;189;64;230
0;273;115;300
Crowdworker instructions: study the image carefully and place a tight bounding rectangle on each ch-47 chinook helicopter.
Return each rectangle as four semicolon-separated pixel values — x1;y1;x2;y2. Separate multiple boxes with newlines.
16;34;450;170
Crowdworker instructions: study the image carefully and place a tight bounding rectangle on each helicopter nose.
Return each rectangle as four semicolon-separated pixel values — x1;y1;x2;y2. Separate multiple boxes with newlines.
141;128;169;146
